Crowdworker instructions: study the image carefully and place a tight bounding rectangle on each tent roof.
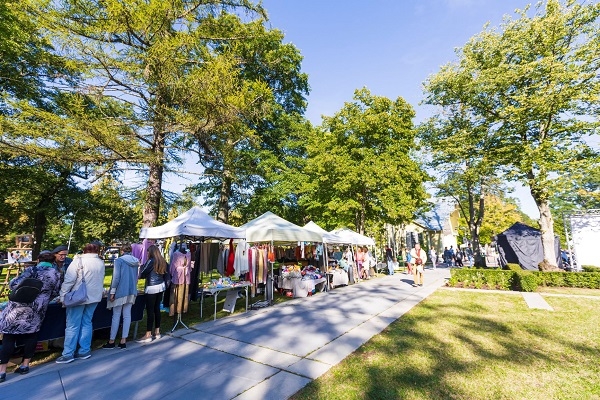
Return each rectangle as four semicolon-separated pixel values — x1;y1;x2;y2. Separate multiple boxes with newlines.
240;212;323;243
303;221;346;243
139;206;245;239
329;228;375;246
497;222;541;238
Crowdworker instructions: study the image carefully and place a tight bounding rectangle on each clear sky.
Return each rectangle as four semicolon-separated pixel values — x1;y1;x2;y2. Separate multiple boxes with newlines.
162;0;548;218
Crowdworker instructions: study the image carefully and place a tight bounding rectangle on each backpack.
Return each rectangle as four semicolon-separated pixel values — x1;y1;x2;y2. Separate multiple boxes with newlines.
9;274;43;303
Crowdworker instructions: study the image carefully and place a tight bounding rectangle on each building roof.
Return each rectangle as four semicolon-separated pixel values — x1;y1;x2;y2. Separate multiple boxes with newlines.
414;197;456;231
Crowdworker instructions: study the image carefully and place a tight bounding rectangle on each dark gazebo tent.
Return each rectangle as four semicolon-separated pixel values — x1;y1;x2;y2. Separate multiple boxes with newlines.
496;222;561;270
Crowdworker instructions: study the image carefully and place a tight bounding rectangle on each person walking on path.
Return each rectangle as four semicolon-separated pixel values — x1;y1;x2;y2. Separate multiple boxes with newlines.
56;243;105;364
137;245;167;343
429;248;437;270
404;247;412;275
410;244;427;287
385;246;394;275
0;250;61;382
103;244;139;350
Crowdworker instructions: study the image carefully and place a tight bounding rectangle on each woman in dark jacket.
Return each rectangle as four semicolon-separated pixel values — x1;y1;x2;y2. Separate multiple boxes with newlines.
0;251;61;382
137;245;167;343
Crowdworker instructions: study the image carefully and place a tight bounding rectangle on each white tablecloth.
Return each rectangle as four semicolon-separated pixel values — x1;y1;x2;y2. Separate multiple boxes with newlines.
329;269;349;287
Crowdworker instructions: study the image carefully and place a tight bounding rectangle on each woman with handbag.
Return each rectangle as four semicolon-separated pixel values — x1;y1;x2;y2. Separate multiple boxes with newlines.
137;245;167;343
0;250;61;382
56;243;105;364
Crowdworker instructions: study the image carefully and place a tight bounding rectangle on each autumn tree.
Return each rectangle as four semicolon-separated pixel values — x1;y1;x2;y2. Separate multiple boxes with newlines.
423;0;600;269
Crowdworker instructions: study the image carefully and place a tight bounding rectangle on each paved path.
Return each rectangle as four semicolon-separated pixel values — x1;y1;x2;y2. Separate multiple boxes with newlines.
1;268;450;400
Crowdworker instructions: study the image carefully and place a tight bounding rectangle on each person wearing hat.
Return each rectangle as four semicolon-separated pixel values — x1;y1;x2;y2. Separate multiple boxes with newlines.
0;250;61;383
52;245;73;283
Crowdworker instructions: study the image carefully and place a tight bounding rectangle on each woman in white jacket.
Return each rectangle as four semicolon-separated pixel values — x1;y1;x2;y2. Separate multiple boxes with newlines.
56;243;105;364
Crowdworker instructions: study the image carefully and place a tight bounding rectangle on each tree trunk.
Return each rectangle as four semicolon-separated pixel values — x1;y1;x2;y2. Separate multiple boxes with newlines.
216;171;232;223
536;198;558;269
142;126;166;228
529;172;558;269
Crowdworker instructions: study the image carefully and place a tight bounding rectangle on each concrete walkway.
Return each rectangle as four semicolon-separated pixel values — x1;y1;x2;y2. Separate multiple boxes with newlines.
1;268;450;400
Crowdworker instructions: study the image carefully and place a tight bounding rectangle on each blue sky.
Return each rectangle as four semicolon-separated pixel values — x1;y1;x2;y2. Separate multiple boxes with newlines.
259;0;542;217
161;1;545;217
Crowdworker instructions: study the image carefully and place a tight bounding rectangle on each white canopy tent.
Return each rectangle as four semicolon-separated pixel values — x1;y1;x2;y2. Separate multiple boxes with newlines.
329;228;375;246
139;206;245;239
303;221;346;243
240;212;323;243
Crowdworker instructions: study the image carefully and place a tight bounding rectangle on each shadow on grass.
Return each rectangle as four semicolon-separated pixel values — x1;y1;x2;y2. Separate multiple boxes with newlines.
290;292;600;400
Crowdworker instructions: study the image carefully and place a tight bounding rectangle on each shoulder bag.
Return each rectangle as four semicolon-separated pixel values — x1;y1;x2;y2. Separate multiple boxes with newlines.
64;259;88;307
9;268;43;303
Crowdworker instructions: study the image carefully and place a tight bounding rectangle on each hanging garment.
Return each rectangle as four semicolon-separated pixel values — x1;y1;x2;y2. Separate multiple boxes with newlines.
189;246;202;302
169;283;189;315
225;239;235;276
170;250;192;285
217;247;225;275
233;240;249;277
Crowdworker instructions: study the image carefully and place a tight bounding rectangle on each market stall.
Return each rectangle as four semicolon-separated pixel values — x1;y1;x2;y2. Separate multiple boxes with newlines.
240;212;324;301
303;221;349;288
139;206;248;326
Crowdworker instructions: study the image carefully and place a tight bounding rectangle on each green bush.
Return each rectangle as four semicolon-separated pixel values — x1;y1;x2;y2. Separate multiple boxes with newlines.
449;269;513;290
582;265;600;273
505;263;522;272
449;268;600;291
513;271;538;292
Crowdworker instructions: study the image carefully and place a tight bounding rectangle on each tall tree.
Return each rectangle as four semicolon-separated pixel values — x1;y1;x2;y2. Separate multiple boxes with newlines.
301;88;427;234
33;0;267;227
190;19;309;224
423;0;600;269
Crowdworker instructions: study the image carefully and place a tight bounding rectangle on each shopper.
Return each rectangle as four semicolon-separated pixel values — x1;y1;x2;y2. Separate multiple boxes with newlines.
137;245;167;343
410;244;427;287
56;243;105;364
103;244;139;350
0;251;61;382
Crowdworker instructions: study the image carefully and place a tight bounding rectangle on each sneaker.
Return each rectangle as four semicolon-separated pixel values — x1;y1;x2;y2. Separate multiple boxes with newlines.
14;366;29;375
102;342;116;349
136;336;153;343
0;372;5;383
118;342;127;350
153;334;163;341
75;352;91;360
412;283;418;287
55;355;75;364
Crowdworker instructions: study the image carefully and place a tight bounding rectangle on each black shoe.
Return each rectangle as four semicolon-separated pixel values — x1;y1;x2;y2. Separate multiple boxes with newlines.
14;366;29;375
118;342;127;350
102;342;116;349
0;372;5;383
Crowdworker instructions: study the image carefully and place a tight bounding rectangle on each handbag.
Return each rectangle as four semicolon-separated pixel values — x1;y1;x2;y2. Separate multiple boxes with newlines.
9;268;43;303
64;259;88;307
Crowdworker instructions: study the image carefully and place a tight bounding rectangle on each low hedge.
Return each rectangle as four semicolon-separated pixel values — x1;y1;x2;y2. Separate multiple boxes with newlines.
449;268;600;292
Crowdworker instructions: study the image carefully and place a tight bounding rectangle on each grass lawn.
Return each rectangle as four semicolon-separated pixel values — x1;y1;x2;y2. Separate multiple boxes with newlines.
291;289;600;400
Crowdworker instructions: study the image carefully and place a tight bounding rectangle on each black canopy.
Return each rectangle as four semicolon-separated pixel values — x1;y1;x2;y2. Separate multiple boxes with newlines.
496;222;561;270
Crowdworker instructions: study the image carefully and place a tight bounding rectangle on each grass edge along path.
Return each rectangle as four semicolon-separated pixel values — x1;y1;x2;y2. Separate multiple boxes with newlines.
290;289;600;400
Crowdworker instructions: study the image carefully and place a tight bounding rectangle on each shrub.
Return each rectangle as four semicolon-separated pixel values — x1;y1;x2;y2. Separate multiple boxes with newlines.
449;269;512;290
582;265;600;273
513;271;538;292
505;263;522;272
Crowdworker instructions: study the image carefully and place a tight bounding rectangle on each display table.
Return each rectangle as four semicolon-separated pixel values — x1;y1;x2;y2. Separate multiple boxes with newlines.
199;282;251;321
278;276;326;297
328;269;349;288
36;295;146;341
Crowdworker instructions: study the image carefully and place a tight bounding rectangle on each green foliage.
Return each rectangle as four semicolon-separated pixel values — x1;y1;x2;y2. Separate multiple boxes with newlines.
513;271;538;292
505;263;523;272
450;268;600;291
582;266;600;273
423;0;600;266
298;88;428;232
448;268;513;290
